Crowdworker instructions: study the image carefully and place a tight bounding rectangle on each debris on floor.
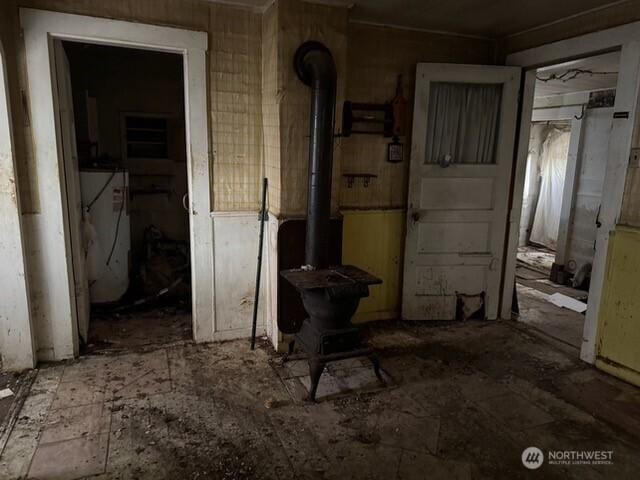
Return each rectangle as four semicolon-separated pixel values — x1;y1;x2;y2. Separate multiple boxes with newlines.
548;292;588;313
86;305;191;353
515;284;585;348
517;245;556;273
138;225;190;300
1;320;639;479
0;370;38;458
0;389;13;400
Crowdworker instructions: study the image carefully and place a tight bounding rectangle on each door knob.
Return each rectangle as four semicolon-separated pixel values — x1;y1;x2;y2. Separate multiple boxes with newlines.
412;211;420;222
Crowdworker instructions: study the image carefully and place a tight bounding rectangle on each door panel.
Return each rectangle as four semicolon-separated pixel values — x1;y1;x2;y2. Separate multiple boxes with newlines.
420;177;495;210
417;222;490;253
402;63;521;321
54;41;90;342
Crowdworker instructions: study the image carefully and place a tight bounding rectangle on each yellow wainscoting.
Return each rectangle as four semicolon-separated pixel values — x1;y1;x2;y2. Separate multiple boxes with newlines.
342;210;406;322
595;226;640;386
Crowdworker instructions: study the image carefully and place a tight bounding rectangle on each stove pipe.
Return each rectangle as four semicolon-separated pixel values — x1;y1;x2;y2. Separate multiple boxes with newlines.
294;41;337;269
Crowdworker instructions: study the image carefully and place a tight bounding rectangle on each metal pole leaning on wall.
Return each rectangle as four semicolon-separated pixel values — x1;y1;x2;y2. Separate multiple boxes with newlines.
251;177;268;350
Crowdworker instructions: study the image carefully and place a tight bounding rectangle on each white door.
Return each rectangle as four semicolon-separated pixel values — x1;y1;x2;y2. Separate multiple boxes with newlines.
54;40;91;342
402;64;521;321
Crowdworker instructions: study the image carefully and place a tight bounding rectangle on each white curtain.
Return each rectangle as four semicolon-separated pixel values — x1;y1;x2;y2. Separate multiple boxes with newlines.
530;128;571;249
425;82;502;165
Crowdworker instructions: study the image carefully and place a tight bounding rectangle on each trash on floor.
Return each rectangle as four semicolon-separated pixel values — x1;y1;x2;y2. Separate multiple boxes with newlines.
548;292;587;313
0;388;13;400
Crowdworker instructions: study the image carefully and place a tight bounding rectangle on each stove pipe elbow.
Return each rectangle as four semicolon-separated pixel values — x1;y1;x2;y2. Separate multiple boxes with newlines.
294;41;337;269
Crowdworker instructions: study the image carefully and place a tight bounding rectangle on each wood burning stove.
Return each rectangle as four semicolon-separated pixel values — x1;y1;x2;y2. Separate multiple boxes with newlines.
280;41;385;401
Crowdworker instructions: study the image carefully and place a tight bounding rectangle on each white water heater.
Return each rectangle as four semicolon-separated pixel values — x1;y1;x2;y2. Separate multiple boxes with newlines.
80;169;130;304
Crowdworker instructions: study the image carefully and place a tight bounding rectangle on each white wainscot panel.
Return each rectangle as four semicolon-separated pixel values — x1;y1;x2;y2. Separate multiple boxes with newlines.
212;213;268;339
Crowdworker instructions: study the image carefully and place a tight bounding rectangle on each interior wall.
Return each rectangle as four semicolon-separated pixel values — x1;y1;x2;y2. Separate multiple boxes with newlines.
596;51;640;384
519;123;548;246
565;107;612;274
276;0;349;217
596;226;640;386
340;23;495;210
210;3;263;212
620;130;640;227
67;46;186;163
1;0;38;215
521;105;612;277
261;1;281;216
342;210;404;321
0;0;37;370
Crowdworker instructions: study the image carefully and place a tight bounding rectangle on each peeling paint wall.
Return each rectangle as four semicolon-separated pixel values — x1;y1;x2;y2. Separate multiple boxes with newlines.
1;0;38;214
565;108;612;273
0;0;36;370
620;123;640;227
596;226;640;386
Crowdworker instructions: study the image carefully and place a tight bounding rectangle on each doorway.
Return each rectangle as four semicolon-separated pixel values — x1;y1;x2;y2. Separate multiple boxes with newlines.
513;51;620;348
402;64;521;322
21;9;213;362
58;42;192;352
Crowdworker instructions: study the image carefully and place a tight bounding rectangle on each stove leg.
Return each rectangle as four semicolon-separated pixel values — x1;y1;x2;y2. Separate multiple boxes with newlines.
368;354;385;385
307;359;325;402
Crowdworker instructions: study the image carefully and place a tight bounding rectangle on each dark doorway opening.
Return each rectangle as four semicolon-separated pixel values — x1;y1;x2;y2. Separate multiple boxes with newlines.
63;41;192;352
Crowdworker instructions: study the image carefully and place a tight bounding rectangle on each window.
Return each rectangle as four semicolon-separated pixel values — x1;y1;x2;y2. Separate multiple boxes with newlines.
123;114;169;160
425;82;502;165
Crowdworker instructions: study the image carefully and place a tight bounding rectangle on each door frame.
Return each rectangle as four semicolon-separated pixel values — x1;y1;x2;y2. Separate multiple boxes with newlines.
504;22;640;364
0;39;36;370
21;8;214;360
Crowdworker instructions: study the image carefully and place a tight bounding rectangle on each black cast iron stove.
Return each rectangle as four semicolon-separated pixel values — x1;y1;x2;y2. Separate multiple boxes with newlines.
280;41;384;401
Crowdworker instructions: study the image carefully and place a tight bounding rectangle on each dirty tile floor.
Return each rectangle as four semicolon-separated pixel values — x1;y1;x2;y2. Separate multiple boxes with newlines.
1;320;639;479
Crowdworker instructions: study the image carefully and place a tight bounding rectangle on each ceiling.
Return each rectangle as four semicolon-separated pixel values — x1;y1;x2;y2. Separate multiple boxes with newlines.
534;51;620;98
209;0;625;38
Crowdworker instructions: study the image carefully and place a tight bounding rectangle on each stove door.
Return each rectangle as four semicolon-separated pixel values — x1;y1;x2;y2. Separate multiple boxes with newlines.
402;64;521;321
